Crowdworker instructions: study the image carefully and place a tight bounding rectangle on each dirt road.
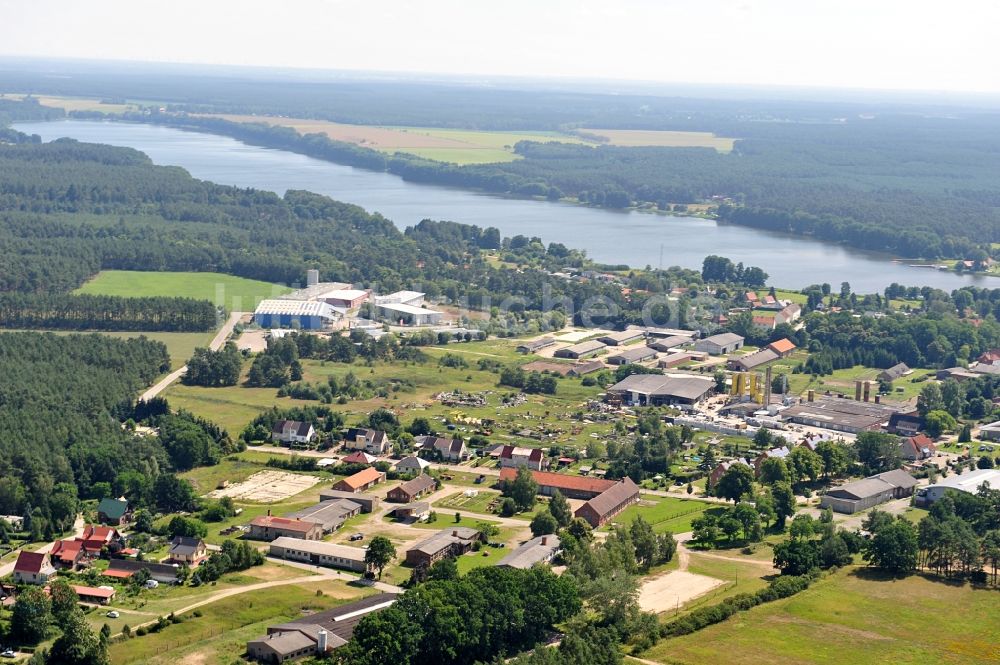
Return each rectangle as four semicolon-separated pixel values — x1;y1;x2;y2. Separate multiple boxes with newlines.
139;311;245;402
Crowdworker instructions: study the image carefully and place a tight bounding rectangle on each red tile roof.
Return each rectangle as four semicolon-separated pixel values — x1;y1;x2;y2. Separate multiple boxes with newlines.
342;451;376;465
102;569;134;579
70;585;115;599
81;525;117;542
767;338;797;355
14;551;49;574
250;515;320;533
336;466;385;490
499;468;616;494
51;540;84;563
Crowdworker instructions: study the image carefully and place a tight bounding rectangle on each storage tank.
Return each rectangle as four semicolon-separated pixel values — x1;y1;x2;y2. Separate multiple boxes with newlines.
306;269;320;286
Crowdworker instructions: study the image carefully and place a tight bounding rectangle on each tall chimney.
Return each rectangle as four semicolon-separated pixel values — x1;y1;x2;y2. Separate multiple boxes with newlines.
863;381;871;403
808;389;815;403
874;394;881;404
541;536;548;546
855;381;863;401
307;269;320;286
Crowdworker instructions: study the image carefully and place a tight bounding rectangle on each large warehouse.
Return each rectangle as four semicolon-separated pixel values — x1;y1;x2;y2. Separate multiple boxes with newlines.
780;395;904;434
819;469;917;514
605;373;715;408
916;468;1000;506
253;299;342;330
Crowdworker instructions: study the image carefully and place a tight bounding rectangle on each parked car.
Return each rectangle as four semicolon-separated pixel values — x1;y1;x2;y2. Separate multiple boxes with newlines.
106;610;120;618
144;580;159;589
1;649;16;658
349;533;364;542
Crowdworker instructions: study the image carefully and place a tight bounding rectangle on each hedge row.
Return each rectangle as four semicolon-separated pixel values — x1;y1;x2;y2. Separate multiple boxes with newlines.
660;572;818;638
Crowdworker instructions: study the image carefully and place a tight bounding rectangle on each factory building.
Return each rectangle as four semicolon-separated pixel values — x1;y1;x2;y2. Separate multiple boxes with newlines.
254;299;342;330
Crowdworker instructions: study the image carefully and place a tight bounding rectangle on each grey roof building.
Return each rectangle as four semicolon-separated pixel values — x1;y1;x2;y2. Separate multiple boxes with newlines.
284;499;364;533
694;333;744;355
497;534;561;569
607;346;658;366
819;469;918;514
606;374;715;408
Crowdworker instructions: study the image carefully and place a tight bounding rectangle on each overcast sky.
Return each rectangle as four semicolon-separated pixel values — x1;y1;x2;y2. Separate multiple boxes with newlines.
2;0;998;93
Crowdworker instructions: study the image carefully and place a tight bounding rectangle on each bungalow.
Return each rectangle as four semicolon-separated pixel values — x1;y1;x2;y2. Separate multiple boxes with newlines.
168;536;208;565
878;363;912;383
405;527;481;567
387;474;437;503
416;435;469;462
767;338;797;358
247;593;397;663
341;451;377;466
395;455;432;475
694;333;744;355
97;497;130;526
819;469;917;514
574;478;640;527
774;303;802;326
497;534;561;569
268;537;366;573
900;434;936;462
391;502;431;521
272;420;317;448
331;467;385;493
13;551;56;585
71;585;116;605
342;428;390;455
498;446;547;471
248;514;324;542
498;467;616;500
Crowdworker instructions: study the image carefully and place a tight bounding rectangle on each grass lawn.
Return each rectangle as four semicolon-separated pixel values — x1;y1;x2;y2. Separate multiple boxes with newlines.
435;490;502;515
610;496;719;534
456;546;504;574
410;514;500;531
642;567;1000;664
800;365;935;401
75;270;291;311
107;579;371;665
771;289;809;305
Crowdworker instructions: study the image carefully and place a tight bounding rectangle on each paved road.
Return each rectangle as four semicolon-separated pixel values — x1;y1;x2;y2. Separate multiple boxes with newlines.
139;311;245;402
0;514;85;577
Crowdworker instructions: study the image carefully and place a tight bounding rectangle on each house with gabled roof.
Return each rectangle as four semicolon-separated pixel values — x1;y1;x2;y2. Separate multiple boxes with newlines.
499;446;547;471
574;478;640;527
331;467;385;493
767;338;797;357
387;474;437;503
249;514;324;542
13;551;56;585
168;536;208;565
50;539;86;570
416;435;469;462
97;497;130;526
899;434;936;461
342;428;390;455
341;450;377;466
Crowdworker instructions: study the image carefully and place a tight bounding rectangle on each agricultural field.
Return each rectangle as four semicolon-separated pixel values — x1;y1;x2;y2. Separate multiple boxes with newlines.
5;92;137;114
75;270;291;311
584;128;736;152
203;113;590;164
803;365;935;401
107;579;372;665
641;568;1000;664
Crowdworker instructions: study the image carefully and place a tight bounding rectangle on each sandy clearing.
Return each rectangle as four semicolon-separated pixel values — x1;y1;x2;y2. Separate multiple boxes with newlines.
638;570;725;613
208;470;322;502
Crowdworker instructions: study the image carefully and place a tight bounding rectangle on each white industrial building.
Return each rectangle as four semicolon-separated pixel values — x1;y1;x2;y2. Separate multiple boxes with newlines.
253;299;344;330
268;537;367;572
916;468;1000;506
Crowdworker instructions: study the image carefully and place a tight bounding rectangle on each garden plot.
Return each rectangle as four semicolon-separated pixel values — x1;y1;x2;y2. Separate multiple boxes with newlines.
207;470;321;502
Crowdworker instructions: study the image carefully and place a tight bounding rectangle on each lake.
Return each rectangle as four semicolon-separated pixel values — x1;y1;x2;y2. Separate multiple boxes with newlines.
14;119;991;293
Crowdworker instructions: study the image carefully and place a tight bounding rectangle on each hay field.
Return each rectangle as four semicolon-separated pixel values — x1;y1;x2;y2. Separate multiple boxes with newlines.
587;128;736;152
203;114;587;164
5;93;134;114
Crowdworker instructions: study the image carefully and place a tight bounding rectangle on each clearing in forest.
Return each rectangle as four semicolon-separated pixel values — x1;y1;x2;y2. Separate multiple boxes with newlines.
585;128;736;152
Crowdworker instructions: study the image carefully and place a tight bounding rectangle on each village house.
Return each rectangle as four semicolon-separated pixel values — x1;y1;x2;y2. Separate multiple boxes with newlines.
341;428;390;455
774;303;802;326
97;497;130;526
248;514;324;542
50;539;86;570
167;536;208;565
105;559;183;584
574;478;640;527
387;474;437;503
878;362;912;383
416;435;469;462
395;455;432;475
767;338;797;358
13;551;56;585
899;434;936;462
271;420;317;448
331;467;386;493
498;445;548;471
753;446;791;474
390;501;431;521
341;451;377;466
709;458;751;486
